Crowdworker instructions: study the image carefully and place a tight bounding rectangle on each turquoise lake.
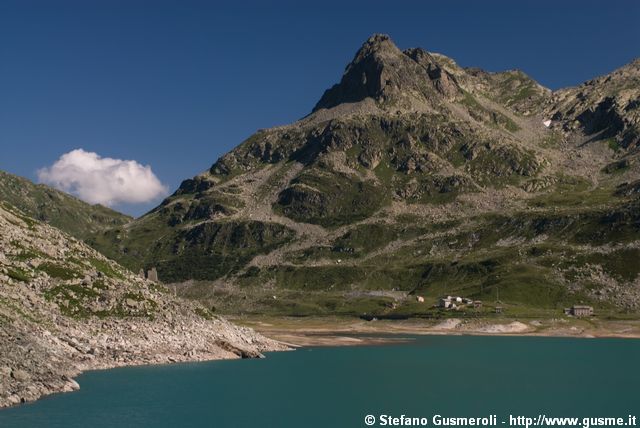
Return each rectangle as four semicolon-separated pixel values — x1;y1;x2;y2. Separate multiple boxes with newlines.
1;336;639;428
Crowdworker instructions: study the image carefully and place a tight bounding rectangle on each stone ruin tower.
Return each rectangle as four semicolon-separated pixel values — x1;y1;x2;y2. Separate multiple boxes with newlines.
139;267;159;282
146;267;159;282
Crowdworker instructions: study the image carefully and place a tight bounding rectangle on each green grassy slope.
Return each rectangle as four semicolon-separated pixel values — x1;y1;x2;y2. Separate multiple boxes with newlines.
0;170;131;240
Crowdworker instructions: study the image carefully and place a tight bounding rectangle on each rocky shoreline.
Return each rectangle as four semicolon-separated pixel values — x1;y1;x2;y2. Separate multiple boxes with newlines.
0;203;289;408
0;313;289;408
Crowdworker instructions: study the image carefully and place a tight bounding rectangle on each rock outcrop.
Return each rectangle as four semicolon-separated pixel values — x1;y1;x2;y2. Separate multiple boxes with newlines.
313;34;461;112
547;59;640;149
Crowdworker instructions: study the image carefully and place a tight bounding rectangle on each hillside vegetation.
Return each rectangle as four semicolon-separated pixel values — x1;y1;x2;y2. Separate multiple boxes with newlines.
0;170;131;240
79;35;640;318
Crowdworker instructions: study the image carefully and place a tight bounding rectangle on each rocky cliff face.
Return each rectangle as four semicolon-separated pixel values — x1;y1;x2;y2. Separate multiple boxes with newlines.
85;35;640;317
547;59;640;150
0;202;287;408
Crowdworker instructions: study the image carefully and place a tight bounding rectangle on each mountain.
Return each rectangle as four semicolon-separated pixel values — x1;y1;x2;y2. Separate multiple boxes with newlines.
547;59;640;154
0;170;131;240
0;201;286;407
88;35;640;317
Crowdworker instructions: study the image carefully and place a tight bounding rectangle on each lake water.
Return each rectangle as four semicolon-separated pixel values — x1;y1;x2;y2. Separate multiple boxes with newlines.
1;336;639;428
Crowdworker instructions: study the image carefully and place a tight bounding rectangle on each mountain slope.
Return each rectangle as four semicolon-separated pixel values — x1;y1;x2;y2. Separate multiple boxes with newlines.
547;59;640;151
88;35;640;317
0;170;131;240
0;202;286;407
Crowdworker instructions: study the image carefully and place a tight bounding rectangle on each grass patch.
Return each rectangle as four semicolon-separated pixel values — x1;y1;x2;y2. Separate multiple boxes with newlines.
91;279;108;290
332;223;426;257
38;262;81;280
44;283;99;317
88;257;124;280
13;248;46;261
7;267;30;282
602;159;631;175
276;169;389;227
526;176;616;209
459;90;520;132
373;159;395;186
606;138;621;152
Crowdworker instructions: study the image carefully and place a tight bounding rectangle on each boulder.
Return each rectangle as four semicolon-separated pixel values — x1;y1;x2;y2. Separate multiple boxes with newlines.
11;369;30;382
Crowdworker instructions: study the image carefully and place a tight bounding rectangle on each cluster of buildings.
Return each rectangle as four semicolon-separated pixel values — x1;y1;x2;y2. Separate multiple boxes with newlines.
417;294;595;317
438;296;482;310
437;299;594;317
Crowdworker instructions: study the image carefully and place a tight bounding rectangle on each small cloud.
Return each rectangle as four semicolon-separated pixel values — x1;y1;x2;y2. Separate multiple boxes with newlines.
38;149;168;206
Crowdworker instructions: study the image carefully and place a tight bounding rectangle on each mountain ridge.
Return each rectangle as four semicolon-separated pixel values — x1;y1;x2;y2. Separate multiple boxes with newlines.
0;170;131;240
28;34;640;317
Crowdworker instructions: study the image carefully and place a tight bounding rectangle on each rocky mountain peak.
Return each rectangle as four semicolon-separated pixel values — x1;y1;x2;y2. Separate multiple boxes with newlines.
312;34;459;112
312;34;406;111
354;33;400;58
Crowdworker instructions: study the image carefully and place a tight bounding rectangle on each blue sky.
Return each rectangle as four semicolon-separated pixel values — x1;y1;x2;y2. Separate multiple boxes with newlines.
1;0;638;216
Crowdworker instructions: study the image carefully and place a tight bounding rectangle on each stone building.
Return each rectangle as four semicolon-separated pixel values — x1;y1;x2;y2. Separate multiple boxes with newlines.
146;267;159;283
564;305;594;317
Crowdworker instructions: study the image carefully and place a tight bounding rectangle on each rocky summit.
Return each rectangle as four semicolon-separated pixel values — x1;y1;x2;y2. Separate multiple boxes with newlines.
43;34;640;317
0;202;287;408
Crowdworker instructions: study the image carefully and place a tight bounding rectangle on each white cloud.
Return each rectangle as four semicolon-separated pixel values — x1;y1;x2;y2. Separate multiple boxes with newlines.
38;149;169;206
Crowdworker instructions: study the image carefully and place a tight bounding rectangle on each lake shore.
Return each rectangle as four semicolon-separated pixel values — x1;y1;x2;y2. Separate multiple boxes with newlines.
0;316;289;409
4;315;638;411
234;316;640;347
